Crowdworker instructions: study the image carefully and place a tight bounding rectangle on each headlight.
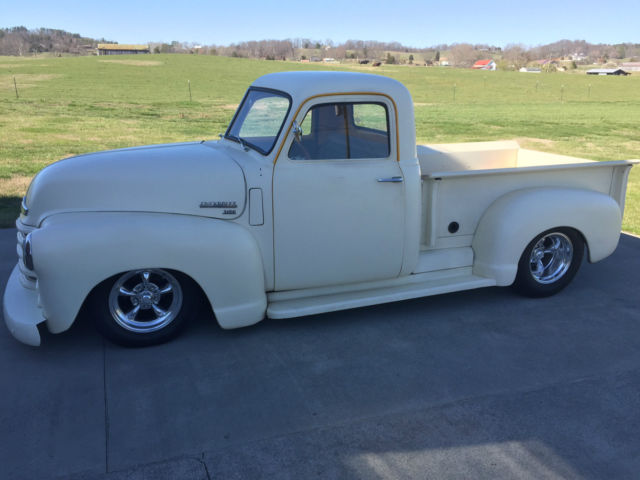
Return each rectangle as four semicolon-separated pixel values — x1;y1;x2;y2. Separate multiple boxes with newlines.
23;233;34;270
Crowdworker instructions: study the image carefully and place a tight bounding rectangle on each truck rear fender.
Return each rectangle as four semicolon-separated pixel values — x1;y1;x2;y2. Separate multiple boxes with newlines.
472;187;622;286
31;212;267;333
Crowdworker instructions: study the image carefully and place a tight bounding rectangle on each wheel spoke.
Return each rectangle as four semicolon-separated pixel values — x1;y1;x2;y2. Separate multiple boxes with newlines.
152;304;168;317
126;304;141;320
118;286;136;297
159;284;173;294
141;271;151;285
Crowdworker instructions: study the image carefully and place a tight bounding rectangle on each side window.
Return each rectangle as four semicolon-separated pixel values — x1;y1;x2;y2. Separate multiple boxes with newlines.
353;104;388;133
289;102;390;160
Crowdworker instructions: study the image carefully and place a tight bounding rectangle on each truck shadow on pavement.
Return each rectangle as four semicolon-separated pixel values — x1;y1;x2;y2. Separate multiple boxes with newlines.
0;196;21;229
1;234;639;479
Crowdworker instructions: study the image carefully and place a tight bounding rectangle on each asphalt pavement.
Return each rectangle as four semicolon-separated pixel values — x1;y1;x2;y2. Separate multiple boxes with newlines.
1;227;639;480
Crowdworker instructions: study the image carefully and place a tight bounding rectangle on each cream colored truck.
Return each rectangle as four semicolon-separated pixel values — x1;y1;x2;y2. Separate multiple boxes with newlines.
3;72;637;347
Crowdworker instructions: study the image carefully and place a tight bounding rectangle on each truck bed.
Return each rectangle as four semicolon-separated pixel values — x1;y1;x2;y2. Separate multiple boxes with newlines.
417;141;636;252
419;140;609;174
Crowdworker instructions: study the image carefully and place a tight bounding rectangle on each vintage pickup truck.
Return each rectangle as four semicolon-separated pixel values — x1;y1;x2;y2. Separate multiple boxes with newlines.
3;71;637;347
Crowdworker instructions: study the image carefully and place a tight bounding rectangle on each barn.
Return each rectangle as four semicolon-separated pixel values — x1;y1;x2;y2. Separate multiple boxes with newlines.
472;59;496;70
586;68;630;76
97;44;150;55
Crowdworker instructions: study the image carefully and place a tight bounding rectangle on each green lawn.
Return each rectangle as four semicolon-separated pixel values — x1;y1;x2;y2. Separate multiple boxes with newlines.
1;54;639;232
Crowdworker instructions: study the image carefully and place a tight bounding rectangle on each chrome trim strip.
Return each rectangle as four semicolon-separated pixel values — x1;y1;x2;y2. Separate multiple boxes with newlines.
16;220;38;289
20;196;28;216
18;271;38;290
377;176;404;183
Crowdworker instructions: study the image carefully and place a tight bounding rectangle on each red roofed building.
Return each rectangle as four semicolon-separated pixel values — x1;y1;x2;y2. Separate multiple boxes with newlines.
472;59;496;70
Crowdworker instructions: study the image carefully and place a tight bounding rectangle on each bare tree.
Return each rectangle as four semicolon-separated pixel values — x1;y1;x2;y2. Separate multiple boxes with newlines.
449;43;480;67
503;44;530;69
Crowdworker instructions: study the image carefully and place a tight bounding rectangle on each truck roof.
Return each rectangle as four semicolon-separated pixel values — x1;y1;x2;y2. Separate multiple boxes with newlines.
252;71;412;104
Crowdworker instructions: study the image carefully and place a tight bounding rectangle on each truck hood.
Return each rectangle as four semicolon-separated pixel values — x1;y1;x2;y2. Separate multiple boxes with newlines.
23;142;246;226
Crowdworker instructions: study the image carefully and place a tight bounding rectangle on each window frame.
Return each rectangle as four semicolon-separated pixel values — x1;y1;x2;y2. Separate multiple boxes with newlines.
288;100;392;161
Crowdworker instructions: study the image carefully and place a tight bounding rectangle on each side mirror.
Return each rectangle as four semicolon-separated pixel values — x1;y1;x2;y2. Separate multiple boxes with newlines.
292;121;303;143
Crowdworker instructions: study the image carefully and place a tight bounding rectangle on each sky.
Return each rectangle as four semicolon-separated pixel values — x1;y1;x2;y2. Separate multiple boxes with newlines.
2;0;638;48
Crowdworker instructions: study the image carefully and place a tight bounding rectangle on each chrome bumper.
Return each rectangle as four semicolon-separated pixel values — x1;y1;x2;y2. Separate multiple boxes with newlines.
3;265;43;346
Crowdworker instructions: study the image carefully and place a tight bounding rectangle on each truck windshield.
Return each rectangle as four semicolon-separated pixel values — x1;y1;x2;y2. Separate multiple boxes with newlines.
225;88;291;155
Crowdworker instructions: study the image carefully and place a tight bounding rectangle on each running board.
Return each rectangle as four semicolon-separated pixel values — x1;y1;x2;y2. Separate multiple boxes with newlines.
267;274;496;319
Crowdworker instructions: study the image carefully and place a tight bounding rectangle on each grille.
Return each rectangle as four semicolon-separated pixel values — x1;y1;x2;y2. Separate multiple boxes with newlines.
16;220;37;290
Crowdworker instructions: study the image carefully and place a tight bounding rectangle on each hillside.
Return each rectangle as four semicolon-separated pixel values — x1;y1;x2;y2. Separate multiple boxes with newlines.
0;26;109;56
2;26;639;67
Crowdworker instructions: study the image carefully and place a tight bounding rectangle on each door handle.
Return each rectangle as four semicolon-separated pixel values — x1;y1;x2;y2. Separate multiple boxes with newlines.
377;176;404;183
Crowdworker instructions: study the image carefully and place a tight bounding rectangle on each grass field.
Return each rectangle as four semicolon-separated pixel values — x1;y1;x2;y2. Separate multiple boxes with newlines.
1;54;639;233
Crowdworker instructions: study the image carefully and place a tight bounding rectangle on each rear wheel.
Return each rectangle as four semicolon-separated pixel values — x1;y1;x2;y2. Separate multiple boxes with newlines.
89;269;195;347
513;228;584;298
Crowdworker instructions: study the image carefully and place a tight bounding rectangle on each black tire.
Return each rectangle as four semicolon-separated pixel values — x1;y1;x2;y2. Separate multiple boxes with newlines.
88;268;196;347
512;227;584;298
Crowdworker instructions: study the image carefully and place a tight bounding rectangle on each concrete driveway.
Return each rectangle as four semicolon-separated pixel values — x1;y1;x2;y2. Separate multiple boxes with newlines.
1;227;639;480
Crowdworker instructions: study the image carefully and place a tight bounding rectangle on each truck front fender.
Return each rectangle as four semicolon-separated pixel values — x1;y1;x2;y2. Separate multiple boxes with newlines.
472;188;622;286
32;212;267;333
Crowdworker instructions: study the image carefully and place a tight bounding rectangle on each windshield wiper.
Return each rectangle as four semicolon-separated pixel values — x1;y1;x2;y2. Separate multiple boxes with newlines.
225;134;251;152
237;136;250;152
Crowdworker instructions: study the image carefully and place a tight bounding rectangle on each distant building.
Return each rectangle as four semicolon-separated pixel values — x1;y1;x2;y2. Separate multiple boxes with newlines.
519;67;541;73
586;68;630;76
621;62;640;72
439;57;449;66
97;44;150;55
536;58;561;65
472;59;496;70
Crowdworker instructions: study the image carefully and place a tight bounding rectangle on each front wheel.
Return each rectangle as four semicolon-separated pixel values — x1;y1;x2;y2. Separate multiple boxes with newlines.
89;269;195;347
512;228;584;298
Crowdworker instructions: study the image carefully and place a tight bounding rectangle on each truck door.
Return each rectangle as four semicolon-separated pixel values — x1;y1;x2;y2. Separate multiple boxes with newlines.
273;95;405;291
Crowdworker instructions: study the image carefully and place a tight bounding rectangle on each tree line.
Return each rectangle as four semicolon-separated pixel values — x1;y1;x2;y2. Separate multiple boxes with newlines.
147;38;640;67
1;27;639;67
0;26;108;56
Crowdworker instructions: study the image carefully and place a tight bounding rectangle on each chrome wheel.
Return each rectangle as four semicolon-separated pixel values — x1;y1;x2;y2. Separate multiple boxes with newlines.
108;269;183;333
528;232;573;284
